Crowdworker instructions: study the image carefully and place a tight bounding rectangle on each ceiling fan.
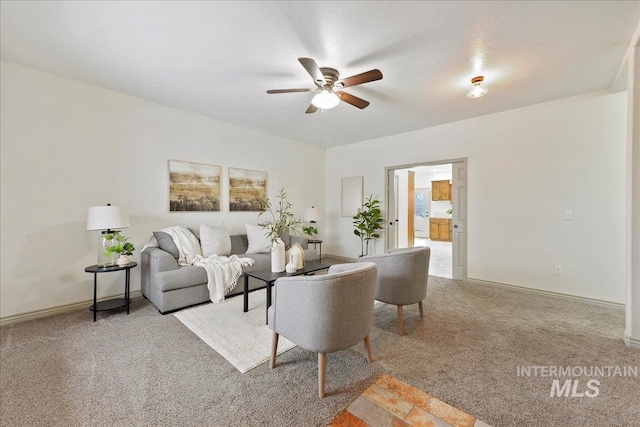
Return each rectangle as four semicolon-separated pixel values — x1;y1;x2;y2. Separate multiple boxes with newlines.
266;57;383;114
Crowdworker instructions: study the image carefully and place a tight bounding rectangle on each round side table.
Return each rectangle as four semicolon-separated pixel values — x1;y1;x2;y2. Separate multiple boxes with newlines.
85;262;137;322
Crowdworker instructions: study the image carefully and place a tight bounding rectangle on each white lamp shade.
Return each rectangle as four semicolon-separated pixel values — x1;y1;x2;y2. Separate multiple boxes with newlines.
86;205;130;231
304;207;321;223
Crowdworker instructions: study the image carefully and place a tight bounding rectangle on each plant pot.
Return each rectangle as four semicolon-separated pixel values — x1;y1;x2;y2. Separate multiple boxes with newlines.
117;254;130;267
271;239;286;273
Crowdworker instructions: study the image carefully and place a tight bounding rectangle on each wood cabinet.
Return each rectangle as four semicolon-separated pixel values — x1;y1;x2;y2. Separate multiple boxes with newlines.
431;180;451;201
429;218;452;241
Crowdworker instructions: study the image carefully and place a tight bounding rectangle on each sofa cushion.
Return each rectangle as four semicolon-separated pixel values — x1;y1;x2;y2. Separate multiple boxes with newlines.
156;265;208;292
200;223;231;257
153;231;180;259
245;224;271;254
230;234;248;255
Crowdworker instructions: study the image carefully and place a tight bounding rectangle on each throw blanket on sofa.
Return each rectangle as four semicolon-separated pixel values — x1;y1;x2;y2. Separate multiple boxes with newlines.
161;226;202;266
192;254;255;303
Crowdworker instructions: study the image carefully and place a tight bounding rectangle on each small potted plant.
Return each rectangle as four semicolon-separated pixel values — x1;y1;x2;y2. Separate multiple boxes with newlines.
302;224;319;240
104;231;135;267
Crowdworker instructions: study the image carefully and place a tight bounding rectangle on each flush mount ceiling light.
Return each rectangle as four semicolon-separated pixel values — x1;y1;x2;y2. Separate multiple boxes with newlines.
311;88;341;110
466;75;489;98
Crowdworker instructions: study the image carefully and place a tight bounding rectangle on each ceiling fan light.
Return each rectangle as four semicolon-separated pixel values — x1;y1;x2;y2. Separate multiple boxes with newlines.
466;75;488;99
311;89;340;109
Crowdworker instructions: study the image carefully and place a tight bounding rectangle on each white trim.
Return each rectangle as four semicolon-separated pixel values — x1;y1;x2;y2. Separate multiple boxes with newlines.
624;334;640;349
612;18;640;90
0;291;142;326
466;278;625;310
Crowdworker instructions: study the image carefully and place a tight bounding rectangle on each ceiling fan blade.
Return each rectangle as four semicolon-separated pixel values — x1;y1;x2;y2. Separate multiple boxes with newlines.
335;69;383;88
298;57;326;86
266;88;312;94
305;103;318;114
336;91;370;109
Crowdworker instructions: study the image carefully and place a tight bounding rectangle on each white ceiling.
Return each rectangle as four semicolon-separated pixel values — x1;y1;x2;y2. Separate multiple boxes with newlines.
1;1;639;148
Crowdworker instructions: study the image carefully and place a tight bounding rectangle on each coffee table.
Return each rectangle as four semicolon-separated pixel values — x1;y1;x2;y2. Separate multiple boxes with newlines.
243;261;330;323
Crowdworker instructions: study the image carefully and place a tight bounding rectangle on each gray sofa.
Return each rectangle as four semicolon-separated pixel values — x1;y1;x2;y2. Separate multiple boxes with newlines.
141;234;318;314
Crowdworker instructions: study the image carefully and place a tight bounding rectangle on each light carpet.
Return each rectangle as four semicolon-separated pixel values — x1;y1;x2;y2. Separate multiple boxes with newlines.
174;291;295;373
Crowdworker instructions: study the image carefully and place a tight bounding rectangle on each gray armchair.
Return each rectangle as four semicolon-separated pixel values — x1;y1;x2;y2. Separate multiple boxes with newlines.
360;247;430;335
267;262;378;398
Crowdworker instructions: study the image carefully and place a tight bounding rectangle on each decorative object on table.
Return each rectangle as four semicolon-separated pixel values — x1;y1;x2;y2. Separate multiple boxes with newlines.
229;167;267;211
302;224;318;240
446;208;453;216
259;188;302;273
341;176;363;217
168;159;221;212
285;256;297;273
86;204;130;267
103;231;136;267
353;195;384;257
303;206;321;239
287;242;305;270
271;238;286;273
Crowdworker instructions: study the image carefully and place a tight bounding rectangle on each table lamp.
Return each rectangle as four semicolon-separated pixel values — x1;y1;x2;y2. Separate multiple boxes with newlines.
304;206;320;224
87;204;130;267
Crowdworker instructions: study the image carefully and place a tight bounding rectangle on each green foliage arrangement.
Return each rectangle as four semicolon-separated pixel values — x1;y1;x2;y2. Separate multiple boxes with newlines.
302;225;319;236
446;208;452;216
104;231;135;256
353;195;384;257
259;188;302;245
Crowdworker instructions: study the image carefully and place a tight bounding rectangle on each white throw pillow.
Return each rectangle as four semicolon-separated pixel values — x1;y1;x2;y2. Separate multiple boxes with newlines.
245;224;271;254
200;223;232;257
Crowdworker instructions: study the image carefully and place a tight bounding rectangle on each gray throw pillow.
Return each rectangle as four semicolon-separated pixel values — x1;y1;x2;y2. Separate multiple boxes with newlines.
153;231;179;259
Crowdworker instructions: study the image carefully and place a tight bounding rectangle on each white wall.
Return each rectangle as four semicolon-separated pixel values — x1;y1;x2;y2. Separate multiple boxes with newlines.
326;91;627;303
0;60;325;318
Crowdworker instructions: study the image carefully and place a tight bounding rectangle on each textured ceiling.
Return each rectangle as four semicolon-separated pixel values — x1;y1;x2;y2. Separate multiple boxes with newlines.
1;1;639;148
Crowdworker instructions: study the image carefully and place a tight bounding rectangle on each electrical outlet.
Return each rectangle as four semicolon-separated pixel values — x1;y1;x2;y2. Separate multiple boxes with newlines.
553;266;563;276
564;210;573;220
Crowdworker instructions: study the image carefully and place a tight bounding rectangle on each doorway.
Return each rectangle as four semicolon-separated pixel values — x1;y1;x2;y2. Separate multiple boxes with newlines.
386;159;467;280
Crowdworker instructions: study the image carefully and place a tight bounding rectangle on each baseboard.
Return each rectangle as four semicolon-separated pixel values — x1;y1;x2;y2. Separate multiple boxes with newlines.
0;290;142;327
466;278;625;310
323;254;358;263
624;334;640;349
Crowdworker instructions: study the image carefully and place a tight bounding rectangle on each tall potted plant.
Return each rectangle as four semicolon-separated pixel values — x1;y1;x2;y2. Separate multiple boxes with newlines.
259;188;301;272
353;195;384;257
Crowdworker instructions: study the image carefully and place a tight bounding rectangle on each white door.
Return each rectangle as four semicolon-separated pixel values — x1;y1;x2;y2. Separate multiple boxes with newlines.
452;162;467;280
387;169;399;249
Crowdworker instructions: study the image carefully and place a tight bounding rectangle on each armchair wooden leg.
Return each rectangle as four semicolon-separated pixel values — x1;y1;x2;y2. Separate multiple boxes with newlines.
364;335;373;363
270;332;279;369
318;353;327;398
418;300;424;317
398;305;405;335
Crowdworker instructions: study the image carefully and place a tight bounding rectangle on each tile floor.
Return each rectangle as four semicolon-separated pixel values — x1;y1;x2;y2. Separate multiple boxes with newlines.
414;238;452;279
330;374;491;427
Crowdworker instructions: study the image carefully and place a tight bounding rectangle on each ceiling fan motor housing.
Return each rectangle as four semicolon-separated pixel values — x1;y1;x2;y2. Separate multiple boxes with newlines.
320;67;340;87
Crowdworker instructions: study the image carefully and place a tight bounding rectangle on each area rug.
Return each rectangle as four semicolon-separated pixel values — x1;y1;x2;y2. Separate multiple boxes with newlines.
174;291;295;373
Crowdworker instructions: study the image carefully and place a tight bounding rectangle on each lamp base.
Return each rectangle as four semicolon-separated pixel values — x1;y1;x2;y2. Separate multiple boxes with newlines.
97;230;119;267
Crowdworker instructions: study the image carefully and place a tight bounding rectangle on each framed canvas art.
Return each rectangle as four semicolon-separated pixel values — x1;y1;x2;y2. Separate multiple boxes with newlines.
168;160;221;212
228;167;267;211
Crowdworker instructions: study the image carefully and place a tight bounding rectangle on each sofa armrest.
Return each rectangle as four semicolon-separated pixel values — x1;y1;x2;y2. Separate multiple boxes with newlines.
290;235;309;249
141;247;179;298
144;247;179;271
